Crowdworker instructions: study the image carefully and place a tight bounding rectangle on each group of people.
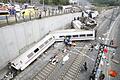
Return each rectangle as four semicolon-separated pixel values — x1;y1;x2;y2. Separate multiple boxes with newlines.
49;55;59;65
63;37;106;80
89;70;105;80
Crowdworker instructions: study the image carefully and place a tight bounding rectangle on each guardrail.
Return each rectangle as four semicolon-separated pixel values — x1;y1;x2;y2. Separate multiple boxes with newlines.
0;9;80;27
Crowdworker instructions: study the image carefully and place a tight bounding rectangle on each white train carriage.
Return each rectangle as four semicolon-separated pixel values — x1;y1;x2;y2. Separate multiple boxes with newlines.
51;29;95;41
11;34;55;70
72;20;83;29
60;5;72;10
10;29;95;71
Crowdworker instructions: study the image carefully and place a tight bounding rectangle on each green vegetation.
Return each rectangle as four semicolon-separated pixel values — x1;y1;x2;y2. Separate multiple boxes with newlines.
92;0;120;6
0;0;26;3
0;0;69;5
39;0;69;5
0;0;7;3
18;0;26;3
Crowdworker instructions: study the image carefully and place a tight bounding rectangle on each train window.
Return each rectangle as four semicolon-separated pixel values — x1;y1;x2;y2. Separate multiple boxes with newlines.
66;35;71;38
80;34;85;37
49;37;52;41
20;61;22;64
73;35;78;37
59;36;64;38
87;34;93;36
27;53;34;58
12;63;15;66
34;48;39;53
45;40;49;44
39;44;44;48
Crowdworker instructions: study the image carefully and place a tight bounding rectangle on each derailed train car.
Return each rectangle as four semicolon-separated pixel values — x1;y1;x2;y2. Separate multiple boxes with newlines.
11;34;55;71
2;34;55;80
51;29;96;41
2;29;96;80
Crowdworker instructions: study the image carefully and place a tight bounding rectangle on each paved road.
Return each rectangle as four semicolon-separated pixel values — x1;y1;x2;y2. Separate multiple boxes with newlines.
113;20;120;80
107;14;120;80
95;7;120;80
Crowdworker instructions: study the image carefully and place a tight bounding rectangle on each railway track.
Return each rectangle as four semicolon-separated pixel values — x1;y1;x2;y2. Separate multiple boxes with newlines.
12;42;66;80
31;42;86;80
57;45;87;80
32;63;56;80
32;51;64;80
27;42;89;80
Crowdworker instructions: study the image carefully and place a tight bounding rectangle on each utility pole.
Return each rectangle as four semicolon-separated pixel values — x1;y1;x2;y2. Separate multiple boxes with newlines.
43;0;44;9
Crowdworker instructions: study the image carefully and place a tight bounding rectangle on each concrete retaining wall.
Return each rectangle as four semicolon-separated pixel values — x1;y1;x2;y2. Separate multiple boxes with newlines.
0;12;81;70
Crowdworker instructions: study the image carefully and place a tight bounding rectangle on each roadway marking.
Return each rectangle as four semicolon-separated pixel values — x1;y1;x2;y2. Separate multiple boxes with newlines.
103;10;120;80
73;47;92;49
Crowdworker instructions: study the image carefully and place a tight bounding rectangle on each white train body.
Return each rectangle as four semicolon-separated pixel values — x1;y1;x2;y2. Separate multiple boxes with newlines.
62;5;72;10
10;29;95;71
91;11;99;19
11;34;55;70
83;10;99;19
51;29;95;41
72;20;83;29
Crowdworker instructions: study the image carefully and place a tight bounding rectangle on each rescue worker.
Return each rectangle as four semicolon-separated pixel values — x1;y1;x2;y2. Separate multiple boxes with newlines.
64;37;71;47
82;11;84;17
77;16;80;20
90;45;94;52
64;37;68;46
110;40;114;45
83;62;88;71
111;51;115;59
99;71;105;80
74;17;76;20
89;73;95;80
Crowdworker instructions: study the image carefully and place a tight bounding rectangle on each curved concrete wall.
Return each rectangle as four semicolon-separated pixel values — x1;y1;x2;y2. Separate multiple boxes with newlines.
0;12;81;70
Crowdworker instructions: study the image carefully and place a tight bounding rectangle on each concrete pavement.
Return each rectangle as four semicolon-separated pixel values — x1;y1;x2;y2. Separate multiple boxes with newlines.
95;8;120;80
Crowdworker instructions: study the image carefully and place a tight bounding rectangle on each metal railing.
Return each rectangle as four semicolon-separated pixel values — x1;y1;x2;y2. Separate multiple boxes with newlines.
0;9;80;27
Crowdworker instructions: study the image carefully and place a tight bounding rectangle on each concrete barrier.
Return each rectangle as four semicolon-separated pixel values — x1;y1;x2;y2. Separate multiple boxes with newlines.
0;12;81;70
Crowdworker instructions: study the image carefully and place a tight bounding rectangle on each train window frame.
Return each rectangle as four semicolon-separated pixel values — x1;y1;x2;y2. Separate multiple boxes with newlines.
20;61;22;64
59;36;64;38
34;48;39;53
80;34;85;37
27;52;34;58
66;35;71;38
49;37;53;41
45;40;49;44
87;34;93;36
39;44;44;48
73;35;78;37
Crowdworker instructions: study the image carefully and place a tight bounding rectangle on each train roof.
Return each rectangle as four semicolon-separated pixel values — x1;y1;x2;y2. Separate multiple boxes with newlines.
11;34;53;66
51;29;94;34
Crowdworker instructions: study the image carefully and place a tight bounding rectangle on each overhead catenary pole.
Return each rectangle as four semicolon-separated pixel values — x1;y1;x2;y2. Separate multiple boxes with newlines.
43;0;44;9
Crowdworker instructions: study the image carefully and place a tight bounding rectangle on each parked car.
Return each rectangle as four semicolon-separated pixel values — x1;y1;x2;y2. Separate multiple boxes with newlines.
21;6;36;17
0;3;9;15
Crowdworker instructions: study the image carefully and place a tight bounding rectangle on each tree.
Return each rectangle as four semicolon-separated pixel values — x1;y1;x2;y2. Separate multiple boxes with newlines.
39;0;69;5
0;0;8;3
93;0;120;6
18;0;26;3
